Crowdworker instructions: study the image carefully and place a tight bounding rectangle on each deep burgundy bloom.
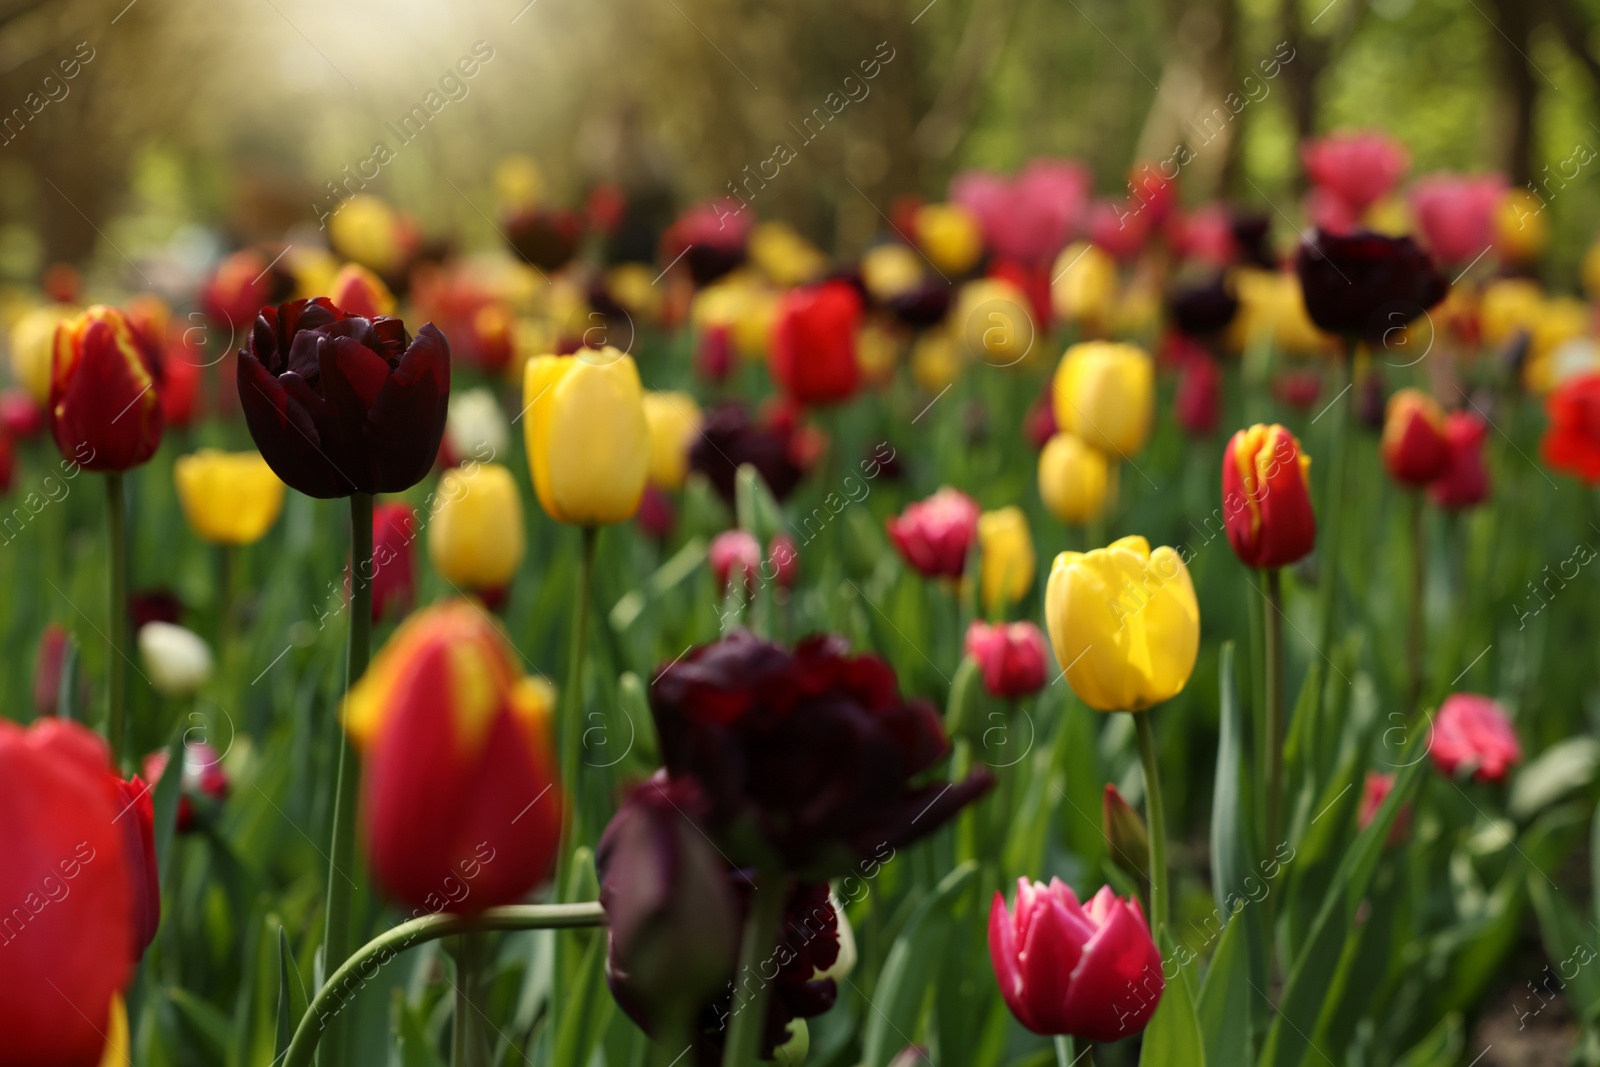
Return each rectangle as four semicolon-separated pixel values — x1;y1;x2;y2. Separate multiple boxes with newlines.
129;588;183;629
1166;276;1238;338
661;201;750;286
1295;231;1448;346
237;298;450;498
688;404;807;506
1174;354;1222;437
650;630;993;878
504;208;583;273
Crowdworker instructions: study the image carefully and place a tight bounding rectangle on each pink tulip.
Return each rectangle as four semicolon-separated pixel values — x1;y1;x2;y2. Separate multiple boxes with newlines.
1302;131;1409;214
952;160;1092;265
1087;200;1151;262
710;529;762;596
989;879;1164;1042
887;488;980;579
1358;770;1411;844
965;621;1048;699
1410;174;1504;265
1172;204;1236;266
1432;693;1521;783
1428;411;1491;511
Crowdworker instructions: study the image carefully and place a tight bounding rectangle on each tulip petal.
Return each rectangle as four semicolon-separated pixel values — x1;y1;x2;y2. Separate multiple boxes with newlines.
1058;898;1165;1042
366;323;450;493
237;353;353;497
989;892;1038;1032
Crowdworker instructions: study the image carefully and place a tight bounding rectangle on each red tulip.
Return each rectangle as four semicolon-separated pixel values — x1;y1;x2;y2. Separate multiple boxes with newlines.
1174;354;1222;437
1429;411;1490;510
1025;385;1058;450
964;621;1048;699
696;322;735;384
769;533;800;590
0;719;136;1065
1272;369;1322;412
770;281;863;407
660;200;750;286
1382;389;1450;486
111;775;160;959
160;345;202;429
989;878;1164;1041
49;306;164;471
1302;131;1408;214
1;387;44;439
343;601;564;913
143;741;229;834
1358;770;1411;844
636;484;677;542
33;623;78;717
709;529;762;596
202;248;292;329
1431;694;1521;783
1410;174;1504;265
1087;199;1151;261
1171;204;1236;266
1541;372;1600;484
887;487;980;579
1222;424;1317;569
370;503;417;622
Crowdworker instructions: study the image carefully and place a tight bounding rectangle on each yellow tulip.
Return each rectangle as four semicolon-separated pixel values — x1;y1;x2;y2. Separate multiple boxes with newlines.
1052;342;1153;457
1523;297;1591;394
1038;433;1112;525
857;320;901;385
642;391;701;491
1495;189;1547;265
329;194;404;276
1050;242;1117;336
861;243;925;302
1044;535;1199;712
494;154;544;213
523;347;649;525
173;450;286;545
11;303;78;402
915;202;983;276
749;221;827;287
978;507;1036;613
1226;269;1334;356
429;462;526;591
954;278;1035;367
1478;278;1543;348
911;329;964;392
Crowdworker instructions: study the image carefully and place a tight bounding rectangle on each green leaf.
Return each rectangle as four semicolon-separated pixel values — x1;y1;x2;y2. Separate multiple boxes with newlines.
863;861;977;1067
1139;929;1206;1067
167;986;234;1058
395;990;448;1067
54;631;79;721
1391;1011;1463;1067
551;927;614;1067
1210;642;1268;1033
1529;876;1600;1025
274;926;305;1062
1510;737;1600;820
1196;909;1252;1067
150;725;187;883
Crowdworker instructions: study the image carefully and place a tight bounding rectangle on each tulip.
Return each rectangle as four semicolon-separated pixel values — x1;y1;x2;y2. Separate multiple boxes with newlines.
964;621;1048;699
1227;269;1333;356
1543;373;1600;483
910;329;963;392
143;740;229;833
749;221;828;287
1429;411;1490;510
1295;232;1447;346
1;387;44;439
989;879;1164;1041
11;303;78;403
428;462;526;598
1495;189;1548;265
887;487;981;580
329;194;407;276
769;281;863;406
137;622;214;698
1174;353;1222;437
439;386;511;469
1222;425;1316;570
861;244;925;304
710;529;762;597
913;202;983;276
523;347;650;525
371;503;418;621
1381;389;1450;486
954;278;1036;368
642;391;702;491
661;200;750;286
1166;276;1238;339
0;719;136;1065
1038;433;1112;527
343;600;563;912
596;776;739;1033
203;248;294;329
951;161;1092;265
977;507;1035;612
1410;174;1504;265
1052;342;1153;457
173;449;286;545
689;404;809;506
1044;536;1199;713
1087;199;1152;261
1301;131;1408;215
1358;770;1411;844
238;298;450;498
769;534;800;590
1102;784;1150;885
160;345;202;429
49;305;164;472
1431;694;1521;784
649;630;993;878
329;263;397;319
1050;242;1118;336
111;774;161;959
636;485;677;542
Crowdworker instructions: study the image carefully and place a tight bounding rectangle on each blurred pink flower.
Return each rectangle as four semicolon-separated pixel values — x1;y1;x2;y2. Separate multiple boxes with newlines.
1431;693;1521;783
1302;131;1409;214
1410;174;1504;265
951;159;1092;264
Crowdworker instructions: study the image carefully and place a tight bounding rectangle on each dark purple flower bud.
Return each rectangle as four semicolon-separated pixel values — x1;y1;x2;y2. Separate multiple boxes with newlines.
1294;231;1447;346
1166;275;1238;339
688;405;807;506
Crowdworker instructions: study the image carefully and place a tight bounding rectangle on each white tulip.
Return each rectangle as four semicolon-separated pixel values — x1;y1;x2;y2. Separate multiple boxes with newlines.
445;387;511;465
138;622;213;698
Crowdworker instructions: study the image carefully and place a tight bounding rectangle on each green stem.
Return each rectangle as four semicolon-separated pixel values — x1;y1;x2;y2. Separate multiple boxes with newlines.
321;491;373;1064
1262;568;1285;856
1407;490;1425;712
105;473;127;769
1315;347;1355;662
451;933;489;1067
1056;1035;1090;1066
1132;711;1169;934
723;870;793;1067
282;903;605;1067
557;525;599;900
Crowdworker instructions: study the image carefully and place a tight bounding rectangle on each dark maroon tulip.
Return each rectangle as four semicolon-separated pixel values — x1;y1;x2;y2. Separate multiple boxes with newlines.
650;629;993;878
887;279;953;329
505;208;582;273
1166;276;1238;339
1295;231;1447;346
238;298;450;498
661;201;750;286
1231;211;1275;269
129;588;183;629
688;404;807;506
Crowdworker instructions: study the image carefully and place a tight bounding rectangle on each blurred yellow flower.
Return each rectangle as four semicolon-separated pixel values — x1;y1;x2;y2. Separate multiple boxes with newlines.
915;202;983;276
978;507;1036;613
954;278;1035;367
861;244;924;302
749;221;827;287
1044;535;1199;712
1050;241;1117;337
1227;269;1334;356
1478;278;1543;348
1495;189;1547;265
1052;341;1153;456
523;347;649;525
856;320;900;385
329;194;405;276
911;328;963;392
11;303;78;402
494;154;544;213
173;450;285;545
642;390;701;491
430;462;526;592
1038;432;1112;526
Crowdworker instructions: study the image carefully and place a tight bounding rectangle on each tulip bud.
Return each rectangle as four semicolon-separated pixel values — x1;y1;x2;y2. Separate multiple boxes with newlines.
329;262;397;319
1102;784;1150;885
976;507;1036;613
0;720;136;1064
429;462;526;597
642;391;702;491
769;534;799;591
1038;433;1112;526
1432;693;1521;783
710;529;762;597
1359;770;1411;844
887;488;981;580
371;503;418;622
964;621;1048;699
1381;388;1450;486
596;777;738;1032
138;622;214;698
989;879;1164;1041
770;281;863;406
1429;411;1490;510
112;775;161;959
174;450;287;545
1045;536;1199;712
1222;425;1316;570
34;623;85;717
1;387;45;439
523;347;650;525
49;305;164;471
1052;342;1154;457
443;387;511;468
636;484;676;542
344;601;563;912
